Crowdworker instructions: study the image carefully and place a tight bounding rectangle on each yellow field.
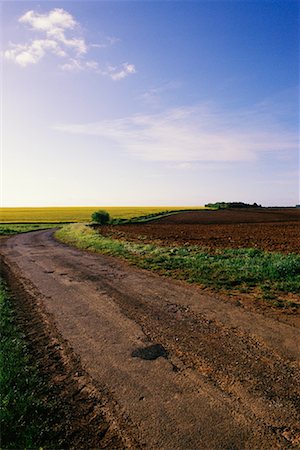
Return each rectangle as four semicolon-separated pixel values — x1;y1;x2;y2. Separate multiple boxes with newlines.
0;206;203;223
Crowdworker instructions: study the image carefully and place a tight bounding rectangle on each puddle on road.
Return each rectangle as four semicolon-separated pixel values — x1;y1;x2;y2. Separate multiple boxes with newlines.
131;344;168;361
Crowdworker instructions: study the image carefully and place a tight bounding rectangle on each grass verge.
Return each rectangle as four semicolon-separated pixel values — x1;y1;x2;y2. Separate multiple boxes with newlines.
56;224;300;308
0;280;55;448
0;223;62;236
110;209;204;225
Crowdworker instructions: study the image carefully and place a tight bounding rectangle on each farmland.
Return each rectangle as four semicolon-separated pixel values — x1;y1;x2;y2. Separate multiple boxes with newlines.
99;207;300;254
0;206;202;223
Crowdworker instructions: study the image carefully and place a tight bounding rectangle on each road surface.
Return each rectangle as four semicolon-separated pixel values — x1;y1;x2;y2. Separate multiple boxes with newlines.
1;230;299;448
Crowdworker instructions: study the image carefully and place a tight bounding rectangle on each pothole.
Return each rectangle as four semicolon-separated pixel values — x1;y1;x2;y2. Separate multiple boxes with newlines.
131;344;168;361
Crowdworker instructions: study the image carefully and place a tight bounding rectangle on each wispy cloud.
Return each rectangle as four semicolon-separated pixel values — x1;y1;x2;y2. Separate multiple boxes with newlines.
107;62;136;80
54;103;298;164
4;8;136;80
91;36;120;49
5;39;67;67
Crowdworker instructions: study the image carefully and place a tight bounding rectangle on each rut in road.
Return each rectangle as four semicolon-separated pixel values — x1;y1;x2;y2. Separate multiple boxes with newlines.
1;230;300;449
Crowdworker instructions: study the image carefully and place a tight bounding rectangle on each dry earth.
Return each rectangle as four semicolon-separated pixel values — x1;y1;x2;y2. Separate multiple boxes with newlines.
1;228;300;449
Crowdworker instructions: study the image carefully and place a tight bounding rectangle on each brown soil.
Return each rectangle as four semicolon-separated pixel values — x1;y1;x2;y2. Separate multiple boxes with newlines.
101;208;300;253
157;208;300;224
1;230;300;448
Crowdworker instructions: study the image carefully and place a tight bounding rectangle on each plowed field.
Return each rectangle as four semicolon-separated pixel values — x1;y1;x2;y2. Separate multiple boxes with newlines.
100;208;300;253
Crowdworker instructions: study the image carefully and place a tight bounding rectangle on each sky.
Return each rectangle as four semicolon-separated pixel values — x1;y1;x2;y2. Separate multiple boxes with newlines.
1;0;299;207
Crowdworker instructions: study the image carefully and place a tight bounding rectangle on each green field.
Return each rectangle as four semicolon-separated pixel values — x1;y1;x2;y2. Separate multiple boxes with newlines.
0;206;203;223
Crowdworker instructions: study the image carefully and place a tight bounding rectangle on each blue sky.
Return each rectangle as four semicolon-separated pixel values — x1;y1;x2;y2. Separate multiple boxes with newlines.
2;0;299;206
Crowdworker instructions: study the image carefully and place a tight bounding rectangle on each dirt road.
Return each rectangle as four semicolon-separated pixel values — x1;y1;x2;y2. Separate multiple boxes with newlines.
1;230;300;448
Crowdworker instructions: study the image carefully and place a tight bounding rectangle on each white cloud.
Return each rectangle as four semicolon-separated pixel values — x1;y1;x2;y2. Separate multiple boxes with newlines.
85;60;100;70
108;62;136;80
60;58;83;72
91;36;120;49
19;9;77;32
4;39;66;67
5;8;85;67
59;59;135;78
54;103;298;164
60;58;100;72
4;8;135;80
18;9;86;57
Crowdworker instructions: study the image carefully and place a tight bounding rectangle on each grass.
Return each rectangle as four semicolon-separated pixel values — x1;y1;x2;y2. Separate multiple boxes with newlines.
0;280;56;448
0;206;204;223
0;223;62;236
56;224;300;307
110;209;202;224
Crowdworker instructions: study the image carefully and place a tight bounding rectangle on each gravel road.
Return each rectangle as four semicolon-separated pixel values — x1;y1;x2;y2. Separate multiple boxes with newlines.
1;230;299;448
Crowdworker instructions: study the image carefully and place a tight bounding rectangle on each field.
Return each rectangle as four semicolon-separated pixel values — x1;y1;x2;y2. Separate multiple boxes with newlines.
100;208;300;254
0;206;202;223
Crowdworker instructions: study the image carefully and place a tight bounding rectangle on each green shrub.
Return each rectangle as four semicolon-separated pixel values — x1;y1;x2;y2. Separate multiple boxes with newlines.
91;210;110;225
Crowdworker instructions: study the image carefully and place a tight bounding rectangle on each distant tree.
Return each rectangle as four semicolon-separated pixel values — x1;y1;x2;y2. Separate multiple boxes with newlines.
91;210;110;225
205;202;262;209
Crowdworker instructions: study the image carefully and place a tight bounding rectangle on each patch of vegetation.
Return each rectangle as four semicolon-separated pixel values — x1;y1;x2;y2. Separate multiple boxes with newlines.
0;223;62;236
0;206;203;223
0;281;56;448
110;209;203;225
205;202;262;209
56;224;300;307
91;210;110;225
